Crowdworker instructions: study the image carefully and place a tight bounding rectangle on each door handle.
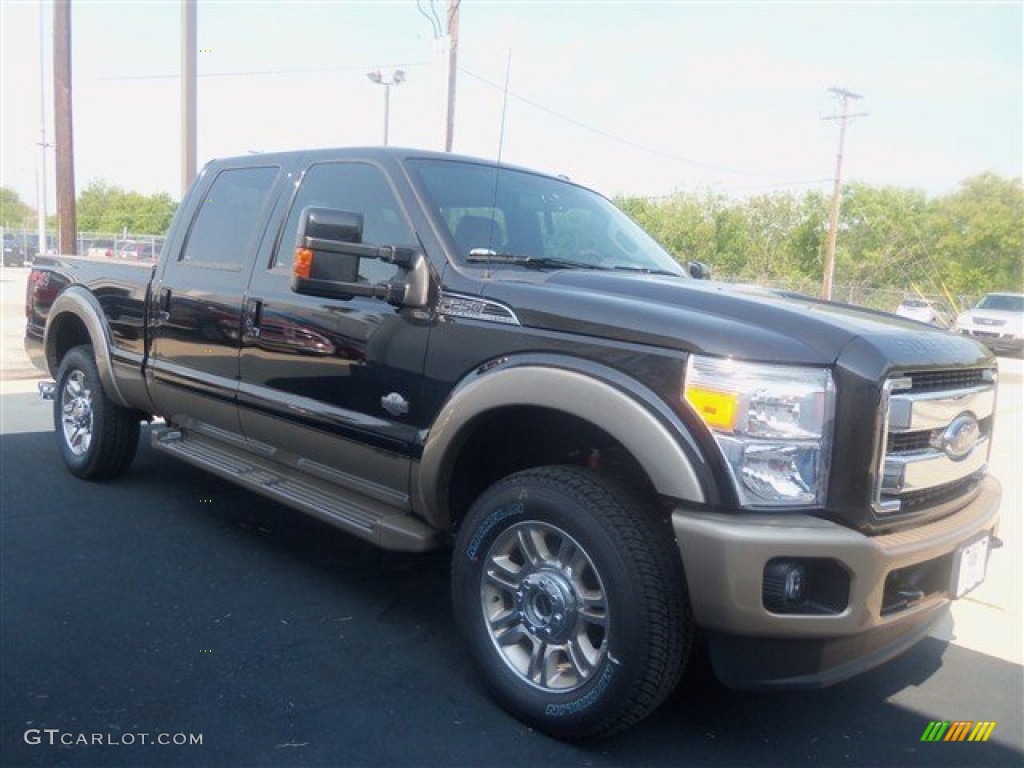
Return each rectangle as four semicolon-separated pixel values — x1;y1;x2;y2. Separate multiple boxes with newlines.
244;298;263;339
157;287;171;322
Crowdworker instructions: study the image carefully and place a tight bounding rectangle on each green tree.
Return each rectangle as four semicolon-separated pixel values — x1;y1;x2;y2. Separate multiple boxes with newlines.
832;183;933;304
76;180;178;235
0;187;34;229
617;191;722;265
929;173;1024;300
615;174;1021;303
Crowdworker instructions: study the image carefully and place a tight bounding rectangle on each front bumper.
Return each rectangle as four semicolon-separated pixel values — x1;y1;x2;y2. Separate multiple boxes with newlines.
958;328;1023;355
672;475;1001;688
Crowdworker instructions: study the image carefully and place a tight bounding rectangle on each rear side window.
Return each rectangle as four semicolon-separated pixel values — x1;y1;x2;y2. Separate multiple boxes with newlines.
273;161;414;284
182;166;279;267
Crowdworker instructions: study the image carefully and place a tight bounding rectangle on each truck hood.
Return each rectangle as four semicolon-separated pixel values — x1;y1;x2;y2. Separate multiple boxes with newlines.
482;271;993;371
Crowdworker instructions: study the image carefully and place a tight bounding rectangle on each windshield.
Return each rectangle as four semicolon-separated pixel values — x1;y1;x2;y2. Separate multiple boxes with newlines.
976;294;1024;312
408;158;686;276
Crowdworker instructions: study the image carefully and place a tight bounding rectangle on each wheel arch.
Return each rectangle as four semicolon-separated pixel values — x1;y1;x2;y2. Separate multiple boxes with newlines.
414;357;710;530
44;287;130;408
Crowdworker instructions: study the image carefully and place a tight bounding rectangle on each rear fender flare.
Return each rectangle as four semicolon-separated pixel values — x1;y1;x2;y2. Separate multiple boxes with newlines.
45;287;130;408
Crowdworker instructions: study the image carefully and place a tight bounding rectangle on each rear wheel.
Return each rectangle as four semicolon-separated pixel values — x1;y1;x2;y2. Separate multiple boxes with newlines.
452;466;692;741
54;345;140;480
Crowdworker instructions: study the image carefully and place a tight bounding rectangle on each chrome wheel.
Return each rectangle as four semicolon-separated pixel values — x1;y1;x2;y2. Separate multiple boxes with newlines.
480;520;609;692
60;370;94;456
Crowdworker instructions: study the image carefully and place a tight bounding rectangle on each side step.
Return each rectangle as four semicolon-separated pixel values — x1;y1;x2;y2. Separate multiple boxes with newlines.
151;426;442;552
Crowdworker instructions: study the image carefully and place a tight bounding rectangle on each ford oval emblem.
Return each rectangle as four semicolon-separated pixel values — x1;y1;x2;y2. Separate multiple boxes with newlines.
941;414;980;461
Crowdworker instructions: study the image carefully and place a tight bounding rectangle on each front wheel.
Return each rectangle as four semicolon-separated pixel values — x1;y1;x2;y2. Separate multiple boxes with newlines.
54;345;140;480
452;466;692;741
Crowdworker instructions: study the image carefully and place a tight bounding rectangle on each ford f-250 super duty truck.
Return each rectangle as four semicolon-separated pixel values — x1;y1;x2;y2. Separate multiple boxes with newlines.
25;148;1002;741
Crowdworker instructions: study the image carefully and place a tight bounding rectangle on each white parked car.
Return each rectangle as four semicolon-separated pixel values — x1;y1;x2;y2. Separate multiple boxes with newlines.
956;292;1024;356
895;297;942;325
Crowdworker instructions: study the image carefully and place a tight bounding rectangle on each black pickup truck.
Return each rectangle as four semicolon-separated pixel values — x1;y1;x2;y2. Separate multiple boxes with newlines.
25;148;1001;741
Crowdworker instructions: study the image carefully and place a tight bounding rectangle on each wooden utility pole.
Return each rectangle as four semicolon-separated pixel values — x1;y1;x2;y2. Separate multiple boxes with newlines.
181;0;197;196
37;2;50;255
444;0;460;151
53;0;76;255
821;87;866;301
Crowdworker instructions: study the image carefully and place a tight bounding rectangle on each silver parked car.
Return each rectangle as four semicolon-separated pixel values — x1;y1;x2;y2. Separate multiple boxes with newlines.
956;292;1024;356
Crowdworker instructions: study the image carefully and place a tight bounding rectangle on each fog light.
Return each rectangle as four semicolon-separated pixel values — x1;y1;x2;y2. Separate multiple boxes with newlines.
763;558;851;615
764;560;808;612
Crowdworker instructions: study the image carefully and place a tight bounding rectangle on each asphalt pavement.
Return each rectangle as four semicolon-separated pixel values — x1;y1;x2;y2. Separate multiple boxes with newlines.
2;264;1022;766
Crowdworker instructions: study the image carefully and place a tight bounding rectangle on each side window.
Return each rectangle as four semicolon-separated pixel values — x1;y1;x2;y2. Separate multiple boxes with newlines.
182;166;279;267
273;162;414;284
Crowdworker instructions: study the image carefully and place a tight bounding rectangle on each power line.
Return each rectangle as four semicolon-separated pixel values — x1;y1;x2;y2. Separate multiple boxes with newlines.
459;65;809;181
80;61;431;83
417;0;442;38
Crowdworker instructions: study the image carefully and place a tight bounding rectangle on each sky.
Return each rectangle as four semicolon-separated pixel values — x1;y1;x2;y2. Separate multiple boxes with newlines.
1;0;1022;221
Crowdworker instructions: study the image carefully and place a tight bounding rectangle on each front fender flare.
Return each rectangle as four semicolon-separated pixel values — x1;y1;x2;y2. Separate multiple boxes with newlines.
415;363;707;527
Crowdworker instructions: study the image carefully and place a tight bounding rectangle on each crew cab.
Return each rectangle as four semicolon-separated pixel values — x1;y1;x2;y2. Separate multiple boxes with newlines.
25;148;1002;741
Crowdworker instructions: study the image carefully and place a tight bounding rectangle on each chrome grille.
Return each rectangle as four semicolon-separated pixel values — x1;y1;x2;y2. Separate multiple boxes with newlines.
905;368;989;392
874;368;997;518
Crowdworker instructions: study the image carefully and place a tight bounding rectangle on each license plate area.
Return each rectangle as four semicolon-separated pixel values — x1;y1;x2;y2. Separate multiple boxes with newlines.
952;535;990;598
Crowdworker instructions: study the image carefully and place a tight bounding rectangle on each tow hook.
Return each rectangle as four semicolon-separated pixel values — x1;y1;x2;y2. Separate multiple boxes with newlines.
38;381;56;400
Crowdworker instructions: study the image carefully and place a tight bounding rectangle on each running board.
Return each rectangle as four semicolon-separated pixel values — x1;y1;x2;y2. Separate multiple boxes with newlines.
151;426;441;552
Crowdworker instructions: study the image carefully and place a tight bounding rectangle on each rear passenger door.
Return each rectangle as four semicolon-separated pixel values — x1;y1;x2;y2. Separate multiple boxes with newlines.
148;163;285;439
238;159;430;506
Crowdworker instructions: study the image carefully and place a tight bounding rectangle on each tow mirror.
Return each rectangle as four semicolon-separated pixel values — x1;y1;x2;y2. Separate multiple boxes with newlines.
291;206;429;309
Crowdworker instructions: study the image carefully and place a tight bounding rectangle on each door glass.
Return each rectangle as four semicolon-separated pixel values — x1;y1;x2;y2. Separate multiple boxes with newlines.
273;162;414;284
182;166;279;267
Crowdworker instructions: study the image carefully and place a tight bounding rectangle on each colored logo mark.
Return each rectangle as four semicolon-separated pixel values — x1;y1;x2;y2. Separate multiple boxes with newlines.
921;721;996;742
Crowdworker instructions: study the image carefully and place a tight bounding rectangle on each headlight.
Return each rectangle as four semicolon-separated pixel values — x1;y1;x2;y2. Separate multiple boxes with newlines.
684;355;835;508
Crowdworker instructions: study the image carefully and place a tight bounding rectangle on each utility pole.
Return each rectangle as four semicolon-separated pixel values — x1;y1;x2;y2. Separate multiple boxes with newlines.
821;87;867;301
37;1;50;254
53;0;76;255
181;0;197;197
445;0;460;151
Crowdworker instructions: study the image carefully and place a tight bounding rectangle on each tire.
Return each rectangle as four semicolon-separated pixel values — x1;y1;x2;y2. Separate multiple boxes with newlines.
54;344;140;480
452;466;692;741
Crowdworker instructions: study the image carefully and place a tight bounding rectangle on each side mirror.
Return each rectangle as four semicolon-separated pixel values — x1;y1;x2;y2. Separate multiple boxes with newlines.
687;260;711;280
291;206;429;309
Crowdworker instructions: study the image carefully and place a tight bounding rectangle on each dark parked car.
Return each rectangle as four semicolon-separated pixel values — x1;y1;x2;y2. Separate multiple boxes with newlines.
3;232;26;266
22;233;57;262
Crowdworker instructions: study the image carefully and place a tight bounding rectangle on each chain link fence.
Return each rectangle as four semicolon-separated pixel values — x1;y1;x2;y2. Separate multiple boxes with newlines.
1;228;165;263
716;274;979;325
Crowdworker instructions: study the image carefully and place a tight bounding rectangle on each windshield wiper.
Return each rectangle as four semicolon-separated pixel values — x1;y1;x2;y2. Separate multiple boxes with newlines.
611;265;684;277
466;249;604;271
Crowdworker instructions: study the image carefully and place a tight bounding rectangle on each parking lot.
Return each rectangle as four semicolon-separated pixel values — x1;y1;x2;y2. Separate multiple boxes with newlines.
1;264;1021;766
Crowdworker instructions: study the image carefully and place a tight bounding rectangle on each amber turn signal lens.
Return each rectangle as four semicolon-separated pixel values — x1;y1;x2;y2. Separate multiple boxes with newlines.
293;248;314;279
684;386;739;431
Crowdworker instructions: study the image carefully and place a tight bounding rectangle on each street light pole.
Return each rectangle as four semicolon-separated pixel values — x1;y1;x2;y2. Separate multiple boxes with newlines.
367;69;405;146
181;0;197;197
